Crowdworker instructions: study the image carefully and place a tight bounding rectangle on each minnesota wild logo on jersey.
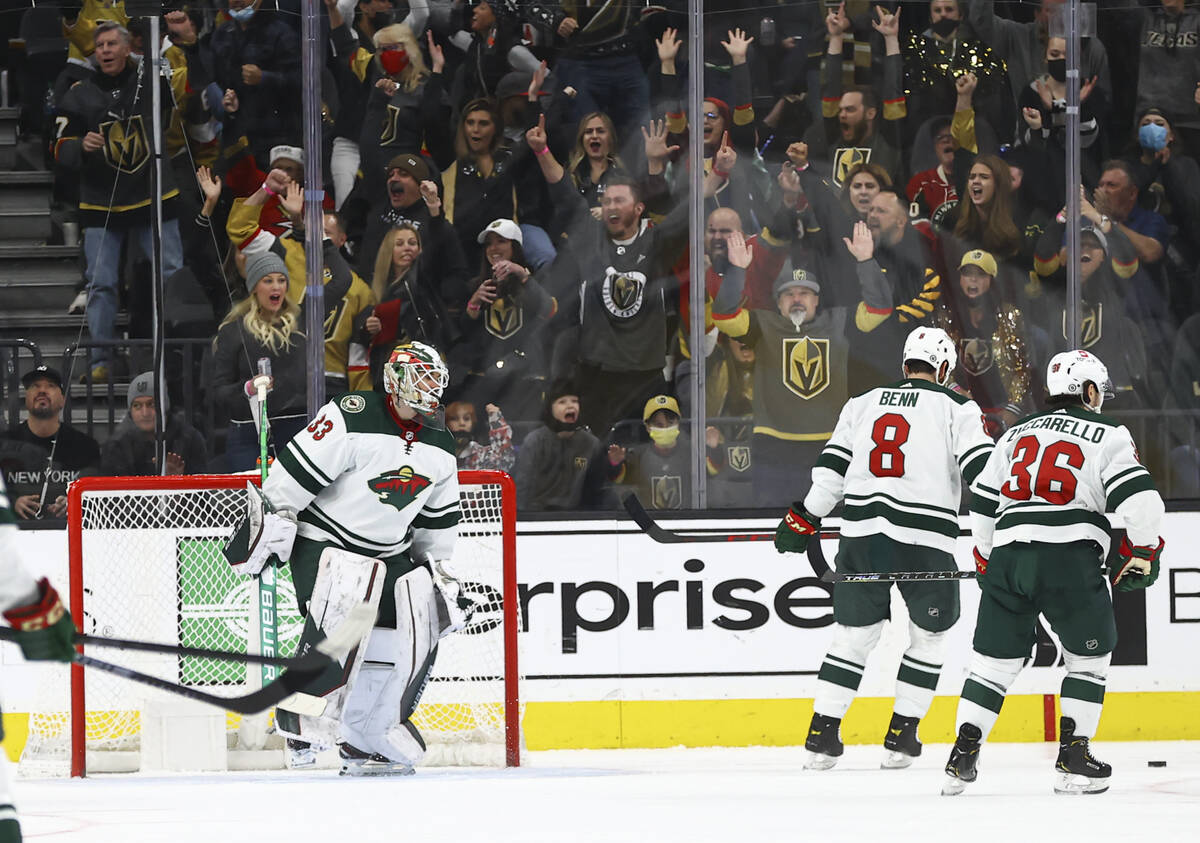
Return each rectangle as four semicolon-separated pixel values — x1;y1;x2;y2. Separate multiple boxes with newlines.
369;466;432;510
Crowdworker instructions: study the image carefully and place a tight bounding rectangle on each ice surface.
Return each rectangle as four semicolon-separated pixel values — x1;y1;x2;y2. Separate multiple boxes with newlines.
15;742;1200;842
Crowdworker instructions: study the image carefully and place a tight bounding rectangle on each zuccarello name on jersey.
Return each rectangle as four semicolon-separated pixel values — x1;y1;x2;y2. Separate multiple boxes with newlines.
1010;413;1108;443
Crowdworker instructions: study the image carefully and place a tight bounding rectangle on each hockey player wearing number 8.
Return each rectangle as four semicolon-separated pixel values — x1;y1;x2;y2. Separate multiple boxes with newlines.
0;475;76;840
223;341;474;776
943;349;1165;796
774;327;994;771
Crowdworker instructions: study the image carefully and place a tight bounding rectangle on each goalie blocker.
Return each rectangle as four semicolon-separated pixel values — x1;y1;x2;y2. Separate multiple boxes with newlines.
275;547;473;774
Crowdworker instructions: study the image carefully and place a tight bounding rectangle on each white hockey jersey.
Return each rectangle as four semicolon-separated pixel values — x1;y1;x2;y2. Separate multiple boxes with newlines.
264;392;461;563
804;378;994;554
970;405;1163;558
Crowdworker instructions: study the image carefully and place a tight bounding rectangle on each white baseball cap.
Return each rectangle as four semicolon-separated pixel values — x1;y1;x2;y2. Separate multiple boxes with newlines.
269;145;304;167
477;218;523;245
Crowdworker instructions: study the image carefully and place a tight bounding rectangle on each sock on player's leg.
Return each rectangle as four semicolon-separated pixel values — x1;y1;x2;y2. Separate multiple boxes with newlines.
806;622;883;771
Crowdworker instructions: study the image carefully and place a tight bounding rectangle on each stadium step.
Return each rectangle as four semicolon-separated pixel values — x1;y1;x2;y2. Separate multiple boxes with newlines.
0;170;54;206
0;206;51;241
0;257;81;310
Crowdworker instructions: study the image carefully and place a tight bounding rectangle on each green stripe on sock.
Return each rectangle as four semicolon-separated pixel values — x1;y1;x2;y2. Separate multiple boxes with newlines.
1061;676;1106;704
818;662;864;691
898;663;939;690
963;678;1005;714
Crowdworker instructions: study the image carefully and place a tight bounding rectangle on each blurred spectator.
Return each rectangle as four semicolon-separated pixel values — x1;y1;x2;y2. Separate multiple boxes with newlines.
99;371;208;476
864;189;941;330
514;380;602;511
62;0;128;70
902;0;1011;143
1133;0;1200;152
449;0;539;104
55;21;184;383
211;0;302;168
942;153;1024;278
445;400;515;472
805;4;906;187
1;366;99;520
965;0;1111;106
1164;312;1200;497
711;230;894;506
224;145;335;239
565;111;627;215
210;252;309;471
930;250;1035;437
456;220;556;421
1032;221;1149;402
906;118;957;224
606;395;720;510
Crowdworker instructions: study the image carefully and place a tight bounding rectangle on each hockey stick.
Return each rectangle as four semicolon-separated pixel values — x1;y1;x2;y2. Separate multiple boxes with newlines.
622;493;976;584
15;602;376;716
0;627;306;667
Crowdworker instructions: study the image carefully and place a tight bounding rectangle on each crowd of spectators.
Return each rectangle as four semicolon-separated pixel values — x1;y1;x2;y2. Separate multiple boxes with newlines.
4;0;1200;516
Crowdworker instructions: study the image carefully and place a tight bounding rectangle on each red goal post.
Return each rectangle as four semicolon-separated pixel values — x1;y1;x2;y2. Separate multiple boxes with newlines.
35;470;520;777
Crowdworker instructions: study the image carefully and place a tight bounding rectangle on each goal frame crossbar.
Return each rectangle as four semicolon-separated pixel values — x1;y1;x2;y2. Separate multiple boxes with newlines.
63;471;520;777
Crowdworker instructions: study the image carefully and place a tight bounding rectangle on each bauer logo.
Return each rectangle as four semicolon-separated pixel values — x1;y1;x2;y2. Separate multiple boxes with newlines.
369;466;431;510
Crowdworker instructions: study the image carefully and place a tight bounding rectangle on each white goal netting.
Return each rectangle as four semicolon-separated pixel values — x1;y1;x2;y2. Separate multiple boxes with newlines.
18;471;521;777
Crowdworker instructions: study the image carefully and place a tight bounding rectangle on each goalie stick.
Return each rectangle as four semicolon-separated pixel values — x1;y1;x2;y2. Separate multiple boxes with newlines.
622;493;979;584
0;602;376;716
0;628;312;667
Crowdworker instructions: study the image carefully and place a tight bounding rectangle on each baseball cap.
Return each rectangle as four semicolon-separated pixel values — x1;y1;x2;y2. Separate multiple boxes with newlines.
269;145;304;167
22;365;64;390
773;265;821;298
127;371;170;413
477;218;523;245
642;394;681;423
1080;223;1108;253
386;153;430;181
495;70;532;101
959;249;998;277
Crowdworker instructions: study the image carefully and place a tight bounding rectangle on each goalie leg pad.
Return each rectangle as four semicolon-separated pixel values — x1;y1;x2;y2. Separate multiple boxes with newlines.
339;566;441;767
275;548;385;748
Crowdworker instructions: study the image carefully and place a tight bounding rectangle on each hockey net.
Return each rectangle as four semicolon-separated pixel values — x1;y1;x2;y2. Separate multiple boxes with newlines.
18;470;521;777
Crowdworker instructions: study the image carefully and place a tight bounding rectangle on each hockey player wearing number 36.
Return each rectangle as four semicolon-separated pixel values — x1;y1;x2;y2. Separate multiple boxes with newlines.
0;475;76;841
943;349;1165;797
774;327;995;771
223;341;473;776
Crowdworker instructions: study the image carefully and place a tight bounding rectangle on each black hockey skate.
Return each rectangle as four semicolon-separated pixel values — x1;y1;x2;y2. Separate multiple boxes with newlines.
338;742;415;777
804;714;844;771
941;723;982;795
285;738;317;770
1054;717;1111;795
881;713;922;769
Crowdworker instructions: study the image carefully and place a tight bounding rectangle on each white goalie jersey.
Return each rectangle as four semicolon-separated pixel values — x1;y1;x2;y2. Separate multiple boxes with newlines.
264;391;461;564
803;379;994;554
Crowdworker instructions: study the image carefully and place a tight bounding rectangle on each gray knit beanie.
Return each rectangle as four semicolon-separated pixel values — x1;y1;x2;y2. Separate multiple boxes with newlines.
128;371;168;413
243;251;289;294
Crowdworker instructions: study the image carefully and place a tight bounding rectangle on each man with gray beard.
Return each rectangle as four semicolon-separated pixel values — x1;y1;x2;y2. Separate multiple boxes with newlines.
0;366;99;520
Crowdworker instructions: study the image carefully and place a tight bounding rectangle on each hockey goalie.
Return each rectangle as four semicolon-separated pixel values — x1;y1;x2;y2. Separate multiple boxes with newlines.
223;341;472;776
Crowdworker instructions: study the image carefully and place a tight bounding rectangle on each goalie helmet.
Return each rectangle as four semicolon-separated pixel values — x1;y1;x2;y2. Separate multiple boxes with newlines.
1046;349;1114;411
902;327;957;386
384;341;449;416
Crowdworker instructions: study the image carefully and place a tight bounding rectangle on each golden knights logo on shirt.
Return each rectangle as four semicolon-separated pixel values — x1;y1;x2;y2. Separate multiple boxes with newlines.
368;465;431;510
601;266;648;318
486;296;523;339
726;444;751;473
960;337;994;376
782;336;830;399
832;146;871;188
1062;302;1103;349
101;115;150;174
380;104;402;145
650;475;683;509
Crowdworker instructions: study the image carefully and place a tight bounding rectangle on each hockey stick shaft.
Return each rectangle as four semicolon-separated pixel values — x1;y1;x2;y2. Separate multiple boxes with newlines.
254;364;280;688
623;494;975;583
0;627;304;667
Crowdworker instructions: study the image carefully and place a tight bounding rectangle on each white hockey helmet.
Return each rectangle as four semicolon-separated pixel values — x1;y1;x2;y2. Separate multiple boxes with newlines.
1046;349;1114;411
902;326;957;386
384;341;449;416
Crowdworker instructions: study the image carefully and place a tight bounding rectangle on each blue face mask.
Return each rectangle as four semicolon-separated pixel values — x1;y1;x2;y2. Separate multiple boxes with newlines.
228;5;256;22
1138;122;1168;151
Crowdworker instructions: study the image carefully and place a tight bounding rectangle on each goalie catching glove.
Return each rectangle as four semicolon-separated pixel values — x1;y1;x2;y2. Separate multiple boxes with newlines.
223;481;298;576
774;503;820;555
3;578;75;662
429;557;474;637
1109;536;1164;592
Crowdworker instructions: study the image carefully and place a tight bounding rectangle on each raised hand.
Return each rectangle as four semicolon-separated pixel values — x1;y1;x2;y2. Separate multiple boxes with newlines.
529;59;548;99
222;88;239;113
607;443;626;466
726;229;754;269
826;2;849;37
786;141;808;168
714;131;737;173
1022;106;1043;131
265;168;291;195
642;119;681;164
427;30;445;74
526;113;548;154
721;28;755;65
558;17;578;39
470;279;498;311
420;179;441;215
778;164;802;195
1080;74;1098;102
657;26;682;65
376;76;400;96
197;166;222;204
281;180;304;217
843;219;875;262
871;4;900;39
955;71;978;100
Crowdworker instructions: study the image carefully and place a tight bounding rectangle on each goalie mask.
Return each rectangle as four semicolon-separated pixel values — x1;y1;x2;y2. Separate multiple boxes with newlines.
1046;349;1114;412
384;342;449;420
902;327;957;386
